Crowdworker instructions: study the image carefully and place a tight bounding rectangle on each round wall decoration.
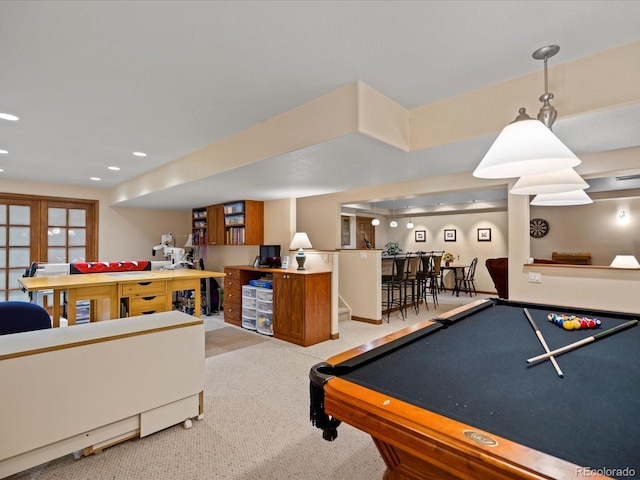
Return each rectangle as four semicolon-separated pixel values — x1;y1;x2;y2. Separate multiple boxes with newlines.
530;218;550;238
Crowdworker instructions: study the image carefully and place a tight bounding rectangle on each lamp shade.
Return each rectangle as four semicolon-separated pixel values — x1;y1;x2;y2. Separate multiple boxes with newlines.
289;232;312;250
474;118;580;179
510;168;589;195
530;189;593;206
371;218;380;226
610;255;640;268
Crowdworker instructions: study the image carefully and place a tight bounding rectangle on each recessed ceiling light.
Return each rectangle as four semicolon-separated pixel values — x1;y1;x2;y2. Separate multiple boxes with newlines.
108;166;121;171
0;113;19;121
0;149;7;154
90;177;101;181
133;151;147;157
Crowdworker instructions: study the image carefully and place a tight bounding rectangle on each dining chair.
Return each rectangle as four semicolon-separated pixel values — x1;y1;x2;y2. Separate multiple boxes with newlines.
455;257;478;297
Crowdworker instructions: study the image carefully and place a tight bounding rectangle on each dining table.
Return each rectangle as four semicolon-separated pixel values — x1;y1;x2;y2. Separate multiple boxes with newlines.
440;263;469;296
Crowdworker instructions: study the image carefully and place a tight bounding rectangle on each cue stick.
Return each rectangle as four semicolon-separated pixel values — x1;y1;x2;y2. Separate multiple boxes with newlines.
523;308;563;378
527;319;638;364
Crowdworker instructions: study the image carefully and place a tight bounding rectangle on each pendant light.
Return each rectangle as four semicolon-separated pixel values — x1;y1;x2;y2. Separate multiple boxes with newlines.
530;189;592;206
371;202;380;226
510;168;589;195
473;45;581;180
406;220;414;229
390;200;398;228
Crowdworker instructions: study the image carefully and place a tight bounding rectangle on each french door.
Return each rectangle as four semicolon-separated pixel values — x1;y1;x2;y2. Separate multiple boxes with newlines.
0;194;98;301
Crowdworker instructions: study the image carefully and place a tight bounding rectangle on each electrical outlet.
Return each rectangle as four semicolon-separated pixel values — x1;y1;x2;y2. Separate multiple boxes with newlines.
528;272;542;283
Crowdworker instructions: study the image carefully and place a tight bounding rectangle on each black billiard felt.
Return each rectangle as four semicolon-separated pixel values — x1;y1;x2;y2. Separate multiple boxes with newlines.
336;300;640;478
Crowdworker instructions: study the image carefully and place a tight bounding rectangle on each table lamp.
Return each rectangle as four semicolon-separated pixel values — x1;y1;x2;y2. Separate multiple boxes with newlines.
290;232;312;270
609;255;640;268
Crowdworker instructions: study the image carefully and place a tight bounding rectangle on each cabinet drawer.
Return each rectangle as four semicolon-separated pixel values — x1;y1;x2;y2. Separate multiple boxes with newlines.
121;281;166;297
129;295;167;315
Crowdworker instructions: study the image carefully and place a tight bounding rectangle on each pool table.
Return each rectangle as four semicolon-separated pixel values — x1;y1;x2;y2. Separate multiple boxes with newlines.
310;298;639;480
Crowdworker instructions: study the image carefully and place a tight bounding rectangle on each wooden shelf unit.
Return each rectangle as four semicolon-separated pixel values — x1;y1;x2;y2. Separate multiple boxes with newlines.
222;200;263;245
223;266;331;346
191;207;208;245
193;200;263;246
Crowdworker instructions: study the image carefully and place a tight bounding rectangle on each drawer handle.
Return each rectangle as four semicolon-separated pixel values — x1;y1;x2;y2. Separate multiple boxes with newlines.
142;296;156;301
142;310;156;315
138;282;152;286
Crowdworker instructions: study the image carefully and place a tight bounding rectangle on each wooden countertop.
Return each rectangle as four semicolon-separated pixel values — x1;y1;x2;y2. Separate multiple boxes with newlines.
18;269;225;291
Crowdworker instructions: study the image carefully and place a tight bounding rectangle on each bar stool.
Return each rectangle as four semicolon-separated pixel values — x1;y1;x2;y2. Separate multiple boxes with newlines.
427;252;443;308
381;255;406;322
415;252;430;313
401;252;419;315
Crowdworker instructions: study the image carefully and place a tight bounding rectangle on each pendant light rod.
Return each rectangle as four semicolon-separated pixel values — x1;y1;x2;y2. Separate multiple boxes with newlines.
533;44;560;129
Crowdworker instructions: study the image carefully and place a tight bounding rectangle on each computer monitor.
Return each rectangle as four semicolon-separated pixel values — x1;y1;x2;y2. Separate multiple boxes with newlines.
259;245;281;268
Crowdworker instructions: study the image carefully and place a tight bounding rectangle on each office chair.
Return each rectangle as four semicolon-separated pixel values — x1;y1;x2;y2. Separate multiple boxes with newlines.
0;301;52;335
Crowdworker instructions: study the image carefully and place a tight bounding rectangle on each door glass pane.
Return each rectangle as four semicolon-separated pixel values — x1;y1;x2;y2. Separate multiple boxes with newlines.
8;268;25;290
0;205;5;223
69;247;85;262
48;247;67;263
69;228;85;246
0;248;5;268
0;226;5;246
48;227;66;246
9;226;30;246
69;209;86;227
49;207;67;226
0;273;5;290
9;205;30;224
8;289;29;301
9;247;30;267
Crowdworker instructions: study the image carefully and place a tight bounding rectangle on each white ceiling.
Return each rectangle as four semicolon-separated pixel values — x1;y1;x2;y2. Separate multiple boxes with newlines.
2;1;640;210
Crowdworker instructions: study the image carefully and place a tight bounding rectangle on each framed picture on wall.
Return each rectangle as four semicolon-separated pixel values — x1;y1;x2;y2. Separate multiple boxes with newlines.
477;228;492;242
415;230;426;242
444;229;456;242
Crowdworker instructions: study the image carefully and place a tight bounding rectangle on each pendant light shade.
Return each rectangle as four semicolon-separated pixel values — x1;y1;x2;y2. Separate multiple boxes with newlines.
371;217;380;226
510;168;589;195
473;112;580;179
406;220;414;229
390;220;398;228
530;189;592;206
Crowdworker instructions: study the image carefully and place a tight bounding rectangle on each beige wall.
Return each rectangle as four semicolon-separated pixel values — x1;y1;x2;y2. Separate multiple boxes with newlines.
530;196;640;266
0;178;189;262
340;210;509;293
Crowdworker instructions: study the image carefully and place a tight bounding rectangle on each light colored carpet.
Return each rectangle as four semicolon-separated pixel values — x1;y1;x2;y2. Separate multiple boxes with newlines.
7;294;489;480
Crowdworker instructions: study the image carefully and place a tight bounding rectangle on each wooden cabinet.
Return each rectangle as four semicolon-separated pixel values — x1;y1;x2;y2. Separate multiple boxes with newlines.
207;204;224;246
223;267;245;326
222;200;264;245
120;280;169;317
195;201;263;246
273;271;331;346
223;266;331;346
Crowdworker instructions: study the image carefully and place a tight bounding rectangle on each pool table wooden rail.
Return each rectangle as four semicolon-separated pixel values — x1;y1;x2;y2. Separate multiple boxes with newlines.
323;378;603;480
326;299;490;366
